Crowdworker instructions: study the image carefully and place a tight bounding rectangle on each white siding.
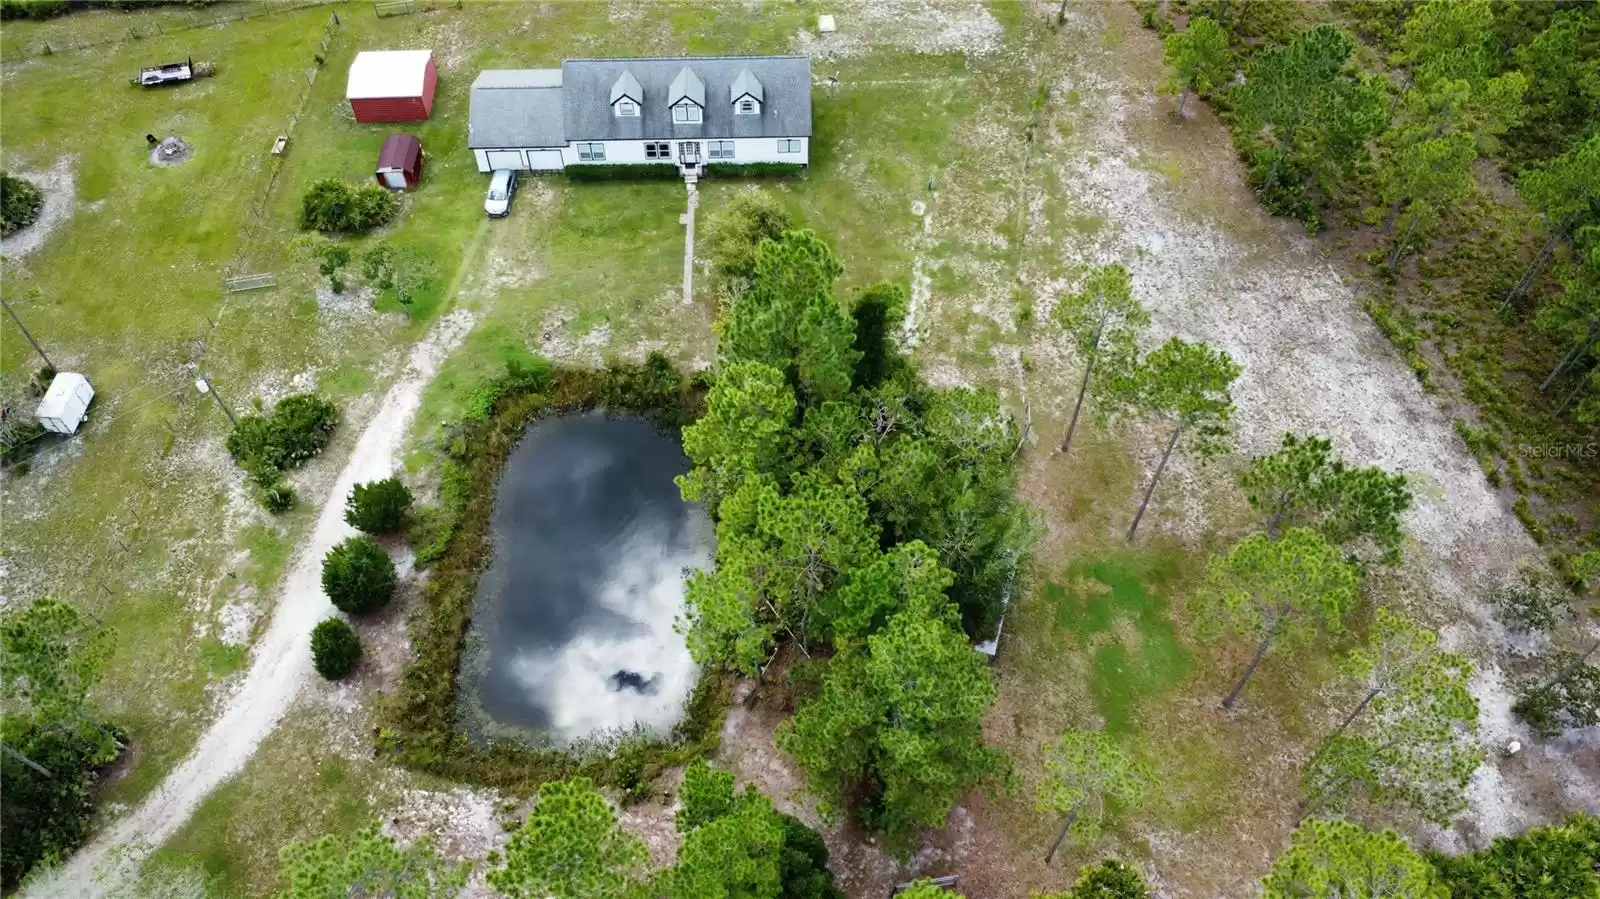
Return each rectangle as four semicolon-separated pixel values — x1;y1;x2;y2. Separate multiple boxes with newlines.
478;137;810;172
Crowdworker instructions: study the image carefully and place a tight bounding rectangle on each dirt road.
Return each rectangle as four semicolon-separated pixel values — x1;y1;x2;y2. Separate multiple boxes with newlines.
26;309;474;898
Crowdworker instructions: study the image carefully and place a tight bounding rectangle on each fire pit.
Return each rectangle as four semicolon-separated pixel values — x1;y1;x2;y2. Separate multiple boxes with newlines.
148;135;192;167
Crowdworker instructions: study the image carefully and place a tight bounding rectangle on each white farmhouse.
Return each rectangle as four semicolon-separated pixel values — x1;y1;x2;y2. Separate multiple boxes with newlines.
468;56;812;174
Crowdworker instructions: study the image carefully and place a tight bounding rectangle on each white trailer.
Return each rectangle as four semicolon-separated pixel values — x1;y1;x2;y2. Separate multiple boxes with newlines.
35;372;93;435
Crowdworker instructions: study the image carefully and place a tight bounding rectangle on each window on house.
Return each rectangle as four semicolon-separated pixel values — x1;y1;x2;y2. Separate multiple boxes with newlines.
616;99;639;117
578;143;606;161
737;98;758;115
777;139;801;154
708;141;735;159
672;103;702;124
645;142;671;159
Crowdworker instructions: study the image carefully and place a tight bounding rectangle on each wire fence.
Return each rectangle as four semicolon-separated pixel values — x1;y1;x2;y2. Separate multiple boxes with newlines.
6;0;337;61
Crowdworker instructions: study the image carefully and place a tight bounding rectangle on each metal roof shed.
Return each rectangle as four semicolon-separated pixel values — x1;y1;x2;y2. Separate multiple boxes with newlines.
347;50;437;123
35;372;93;435
375;133;425;190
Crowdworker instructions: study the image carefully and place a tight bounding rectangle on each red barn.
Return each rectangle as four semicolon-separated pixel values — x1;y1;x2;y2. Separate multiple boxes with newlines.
346;50;437;123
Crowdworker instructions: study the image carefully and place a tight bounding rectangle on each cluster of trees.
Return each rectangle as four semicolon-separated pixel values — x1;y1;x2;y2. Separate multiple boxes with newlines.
225;393;339;511
678;207;1030;846
275;770;847;899
293;233;436;316
0;598;121;888
0;171;42;236
299;179;399;235
1048;263;1478;832
1160;1;1600;425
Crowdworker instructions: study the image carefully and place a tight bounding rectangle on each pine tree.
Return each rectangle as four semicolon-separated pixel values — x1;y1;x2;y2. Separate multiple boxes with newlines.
778;591;1001;847
488;778;647;899
1035;730;1152;865
1237;432;1412;564
678;361;799;508
1052;264;1150;456
1262;819;1447;898
1193;528;1361;709
1121;337;1241;541
1162;16;1233;118
1301;609;1482;825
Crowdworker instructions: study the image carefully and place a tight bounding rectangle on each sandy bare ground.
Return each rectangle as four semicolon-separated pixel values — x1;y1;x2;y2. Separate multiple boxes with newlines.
23;309;474;899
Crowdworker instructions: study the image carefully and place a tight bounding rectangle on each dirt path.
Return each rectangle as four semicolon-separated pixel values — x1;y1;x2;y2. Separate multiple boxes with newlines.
25;308;475;899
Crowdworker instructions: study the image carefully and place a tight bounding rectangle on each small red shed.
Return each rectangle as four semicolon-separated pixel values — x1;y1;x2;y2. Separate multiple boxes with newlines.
346;50;437;123
375;134;424;190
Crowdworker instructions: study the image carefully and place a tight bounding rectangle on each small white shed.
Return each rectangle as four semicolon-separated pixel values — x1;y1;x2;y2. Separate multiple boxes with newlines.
36;372;93;435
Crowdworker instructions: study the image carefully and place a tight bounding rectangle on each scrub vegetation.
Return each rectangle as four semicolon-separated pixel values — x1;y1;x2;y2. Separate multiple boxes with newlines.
1140;0;1600;585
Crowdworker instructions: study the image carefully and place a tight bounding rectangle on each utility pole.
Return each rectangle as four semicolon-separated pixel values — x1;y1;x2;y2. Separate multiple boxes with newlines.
1;296;53;370
194;371;237;426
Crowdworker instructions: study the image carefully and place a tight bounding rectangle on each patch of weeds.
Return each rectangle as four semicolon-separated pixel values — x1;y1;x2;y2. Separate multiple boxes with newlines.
1047;551;1193;735
197;637;248;680
1513;497;1549;545
1363;297;1433;390
1453;420;1504;486
240;524;291;592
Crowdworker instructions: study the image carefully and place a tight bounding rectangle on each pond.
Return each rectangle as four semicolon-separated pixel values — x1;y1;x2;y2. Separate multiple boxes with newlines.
457;413;711;746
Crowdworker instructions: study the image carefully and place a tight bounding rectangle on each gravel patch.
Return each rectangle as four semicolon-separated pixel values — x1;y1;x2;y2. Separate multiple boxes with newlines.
792;0;1003;59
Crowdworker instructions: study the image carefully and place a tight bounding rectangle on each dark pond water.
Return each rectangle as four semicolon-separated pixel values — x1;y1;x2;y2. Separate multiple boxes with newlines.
457;413;710;745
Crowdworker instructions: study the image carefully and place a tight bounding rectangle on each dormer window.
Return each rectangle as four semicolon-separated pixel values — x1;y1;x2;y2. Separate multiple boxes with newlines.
668;66;706;126
731;68;764;117
609;69;643;119
672;102;702;124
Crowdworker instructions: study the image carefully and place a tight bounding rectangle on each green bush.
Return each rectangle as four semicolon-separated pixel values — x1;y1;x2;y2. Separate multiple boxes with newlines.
0;172;43;236
310;617;362;679
777;813;845;899
704;191;793;281
563;162;681;182
0;719;122;889
345;477;413;534
1430;813;1600;899
1513;651;1600;737
321;536;397;614
1062;859;1151;898
704;162;806;178
260;481;296;514
299;179;399;234
226;394;338;490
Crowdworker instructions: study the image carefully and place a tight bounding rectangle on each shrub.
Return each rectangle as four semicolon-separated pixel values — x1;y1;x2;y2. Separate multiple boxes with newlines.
310;617;362;679
0;719;120;889
226;394;338;488
260;481;296;513
1513;651;1600;737
1062;859;1151;898
704;191;793;281
1429;813;1600;899
345;477;413;534
0;172;43;236
321;536;397;614
1491;570;1571;632
777;813;845;899
563;162;681;182
299;179;398;234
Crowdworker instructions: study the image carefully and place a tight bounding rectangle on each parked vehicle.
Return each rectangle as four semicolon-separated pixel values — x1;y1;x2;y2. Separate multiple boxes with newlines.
484;169;516;217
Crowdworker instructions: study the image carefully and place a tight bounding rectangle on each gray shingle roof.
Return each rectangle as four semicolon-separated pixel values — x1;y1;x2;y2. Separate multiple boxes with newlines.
562;56;811;142
469;69;565;148
668;66;705;108
609;70;641;105
730;68;763;103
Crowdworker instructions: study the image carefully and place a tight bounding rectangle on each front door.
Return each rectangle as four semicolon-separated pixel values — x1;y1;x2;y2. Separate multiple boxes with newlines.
678;141;701;165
